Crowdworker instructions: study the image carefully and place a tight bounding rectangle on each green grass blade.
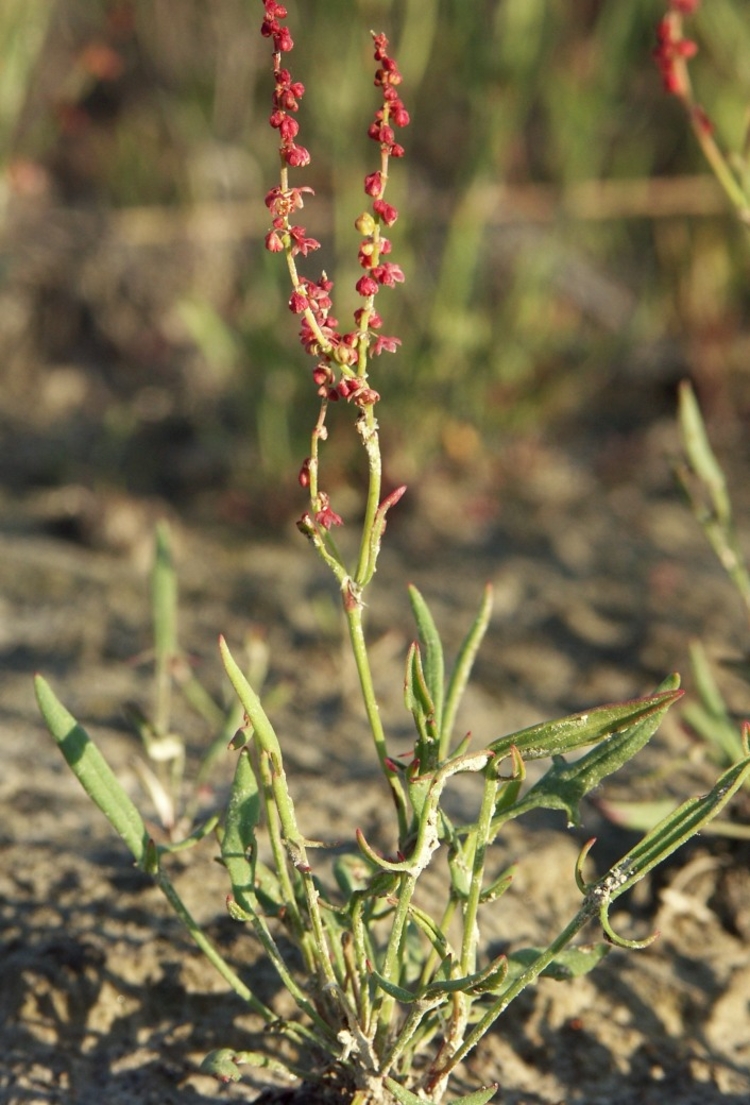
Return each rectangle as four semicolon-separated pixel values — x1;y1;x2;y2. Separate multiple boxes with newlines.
678;381;731;525
34;674;149;865
152;522;178;736
686;639;744;762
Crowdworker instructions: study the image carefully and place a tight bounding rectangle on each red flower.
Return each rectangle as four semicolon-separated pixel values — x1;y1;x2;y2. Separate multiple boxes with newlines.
372;335;401;355
288;225;321;256
265;230;284;252
371;262;405;287
364;171;383;197
373;199;398;225
356;275;379;297
315;493;343;530
653;16;697;96
283;143;311;167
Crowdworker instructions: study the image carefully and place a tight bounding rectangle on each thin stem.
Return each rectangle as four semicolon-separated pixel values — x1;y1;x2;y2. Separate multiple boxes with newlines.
373;872;418;1049
427;908;591;1087
379;998;442;1078
669;13;750;222
354;411;383;586
258;749;307;945
345;600;408;838
267;757;339;992
459;767;497;978
154;867;276;1023
419;894;458;988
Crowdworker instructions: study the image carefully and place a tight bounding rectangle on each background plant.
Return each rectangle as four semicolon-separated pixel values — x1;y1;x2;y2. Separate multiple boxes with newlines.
34;4;750;1103
608;1;750;834
4;0;750;503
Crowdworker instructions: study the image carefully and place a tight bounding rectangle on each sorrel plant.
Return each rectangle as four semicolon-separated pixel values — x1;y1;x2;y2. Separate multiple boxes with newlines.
35;4;750;1102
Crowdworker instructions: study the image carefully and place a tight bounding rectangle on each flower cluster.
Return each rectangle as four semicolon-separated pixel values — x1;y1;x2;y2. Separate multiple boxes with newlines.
653;2;712;135
653;12;697;96
261;10;407;415
260;7;409;534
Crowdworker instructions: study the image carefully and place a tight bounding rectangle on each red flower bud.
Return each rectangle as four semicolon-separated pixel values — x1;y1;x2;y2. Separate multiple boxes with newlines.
356;275;379;297
373;199;398;225
364;171;383;197
264;230;285;252
283;143;311;167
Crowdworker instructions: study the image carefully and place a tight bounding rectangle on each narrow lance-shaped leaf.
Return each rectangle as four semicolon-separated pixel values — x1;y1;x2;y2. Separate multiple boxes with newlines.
602;751;750;905
489;683;683;763
678;380;731;526
386;1077;497;1105
404;641;438;765
677;381;750;613
219;635;282;759
152;521;178;737
220;748;261;914
683;638;743;763
152;521;178;670
502;685;682;828
506;943;610;983
441;582;493;758
408;585;444;734
34;674;149;865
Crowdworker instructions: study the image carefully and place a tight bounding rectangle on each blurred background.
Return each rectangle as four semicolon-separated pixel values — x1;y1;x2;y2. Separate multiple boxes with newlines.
1;0;749;538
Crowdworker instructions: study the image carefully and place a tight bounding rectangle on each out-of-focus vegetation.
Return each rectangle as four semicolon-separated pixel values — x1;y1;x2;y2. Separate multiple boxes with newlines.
1;0;749;512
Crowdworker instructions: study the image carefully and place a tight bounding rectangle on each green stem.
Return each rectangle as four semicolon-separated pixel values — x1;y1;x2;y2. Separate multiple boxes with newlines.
428;908;590;1087
258;749;307;944
459;768;497;978
154;866;278;1024
345;601;407;838
373;872;418;1049
354;410;382;586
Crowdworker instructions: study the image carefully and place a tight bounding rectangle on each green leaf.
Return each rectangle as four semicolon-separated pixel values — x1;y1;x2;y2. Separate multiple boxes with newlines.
221;748;261;912
442;583;493;757
678;380;731;526
422;952;509;997
408;585;444;733
219;636;282;759
385;1078;498;1105
152;521;177;667
333;852;375;896
371;970;418;1004
685;639;744;763
200;1048;243;1083
604;752;750;901
504;694;679;828
507;943;610;982
35;674;149;865
200;1047;301;1083
479;865;515;904
404;642;439;774
449;1087;499;1105
489;684;683;763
